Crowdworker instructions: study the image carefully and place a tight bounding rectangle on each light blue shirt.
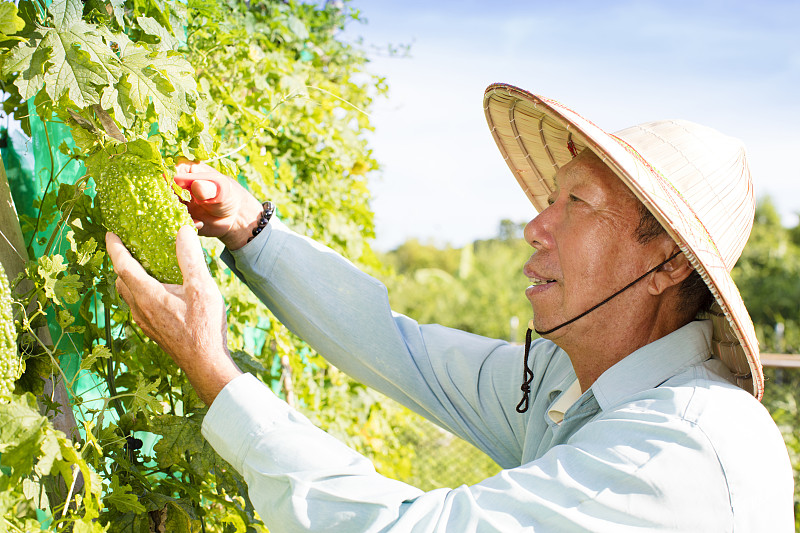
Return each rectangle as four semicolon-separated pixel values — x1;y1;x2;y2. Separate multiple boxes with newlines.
202;219;794;532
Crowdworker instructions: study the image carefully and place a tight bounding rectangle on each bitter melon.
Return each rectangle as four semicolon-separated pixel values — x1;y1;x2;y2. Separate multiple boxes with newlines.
0;262;19;398
92;143;195;284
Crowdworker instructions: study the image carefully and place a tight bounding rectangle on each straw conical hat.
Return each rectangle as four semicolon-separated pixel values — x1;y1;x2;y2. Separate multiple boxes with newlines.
484;83;761;399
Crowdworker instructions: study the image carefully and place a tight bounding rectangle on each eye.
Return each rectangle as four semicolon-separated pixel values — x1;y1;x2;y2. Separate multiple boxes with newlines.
546;193;556;206
568;193;581;203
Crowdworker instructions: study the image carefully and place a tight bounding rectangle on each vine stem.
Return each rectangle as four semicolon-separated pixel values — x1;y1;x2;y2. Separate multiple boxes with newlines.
41;176;85;257
16;303;71;390
1;517;25;533
201;86;367;164
25;123;57;250
200;93;299;164
0;227;26;263
104;305;125;418
61;464;78;519
304;85;371;117
15;302;91;423
26;152;81;253
201;141;249;164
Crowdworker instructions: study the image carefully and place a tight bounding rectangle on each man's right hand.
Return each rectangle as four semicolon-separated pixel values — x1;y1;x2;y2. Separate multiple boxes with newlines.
175;161;265;250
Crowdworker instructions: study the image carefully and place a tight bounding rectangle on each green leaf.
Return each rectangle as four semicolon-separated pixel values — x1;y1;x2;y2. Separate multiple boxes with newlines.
147;414;204;469
2;31;50;100
84;28;198;134
100;83;135;130
57;308;76;329
41;28;106;107
38;254;68;302
105;475;147;514
69;233;99;266
22;476;50;510
80;344;112;372
34;429;63;477
72;517;108;533
230;349;266;376
54;272;82;304
116;46;196;134
0;394;48;484
285;14;309;41
104;511;150;532
163;500;200;532
0;2;26;38
137;16;180;51
6;15;121;113
129;375;162;414
67;21;124;81
48;0;83;32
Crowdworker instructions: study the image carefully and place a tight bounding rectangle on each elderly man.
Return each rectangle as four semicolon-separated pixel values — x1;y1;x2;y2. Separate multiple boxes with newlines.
107;84;794;531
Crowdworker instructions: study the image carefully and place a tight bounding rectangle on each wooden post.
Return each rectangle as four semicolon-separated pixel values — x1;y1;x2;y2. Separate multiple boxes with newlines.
1;157;79;436
280;355;295;408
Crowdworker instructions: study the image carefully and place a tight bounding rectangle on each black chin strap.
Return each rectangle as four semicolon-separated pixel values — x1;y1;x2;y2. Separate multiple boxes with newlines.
516;250;681;413
515;327;535;413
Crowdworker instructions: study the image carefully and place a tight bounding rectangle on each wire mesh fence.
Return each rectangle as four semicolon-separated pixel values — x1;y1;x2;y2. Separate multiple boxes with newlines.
390;416;502;491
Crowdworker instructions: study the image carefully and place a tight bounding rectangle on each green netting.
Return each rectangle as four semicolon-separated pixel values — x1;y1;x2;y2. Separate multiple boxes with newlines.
4;107;110;445
27;101;92;383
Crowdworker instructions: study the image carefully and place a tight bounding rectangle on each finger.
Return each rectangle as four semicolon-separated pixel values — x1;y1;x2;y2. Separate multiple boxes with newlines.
175;159;213;174
191;179;220;202
174;164;220;187
115;275;134;306
105;232;162;292
175;226;211;286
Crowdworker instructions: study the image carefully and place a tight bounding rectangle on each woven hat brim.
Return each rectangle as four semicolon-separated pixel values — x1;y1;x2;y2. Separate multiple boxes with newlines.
484;83;762;399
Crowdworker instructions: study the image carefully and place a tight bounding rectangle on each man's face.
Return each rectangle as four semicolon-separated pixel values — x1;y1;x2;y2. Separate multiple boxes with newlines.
522;150;658;338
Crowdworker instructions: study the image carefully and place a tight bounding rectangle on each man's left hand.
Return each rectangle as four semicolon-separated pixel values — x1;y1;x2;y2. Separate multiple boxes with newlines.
105;226;242;405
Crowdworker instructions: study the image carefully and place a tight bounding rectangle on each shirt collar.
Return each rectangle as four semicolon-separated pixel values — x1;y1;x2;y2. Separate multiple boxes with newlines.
547;379;582;424
591;320;713;412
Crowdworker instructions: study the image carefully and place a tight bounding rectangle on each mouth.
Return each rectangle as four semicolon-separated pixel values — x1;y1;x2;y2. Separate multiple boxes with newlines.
523;258;557;290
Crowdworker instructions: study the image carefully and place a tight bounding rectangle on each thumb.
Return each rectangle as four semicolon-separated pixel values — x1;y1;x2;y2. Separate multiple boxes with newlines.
191;179;221;203
175;226;210;285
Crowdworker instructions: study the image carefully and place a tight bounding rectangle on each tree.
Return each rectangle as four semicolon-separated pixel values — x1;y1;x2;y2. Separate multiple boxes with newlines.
733;198;800;352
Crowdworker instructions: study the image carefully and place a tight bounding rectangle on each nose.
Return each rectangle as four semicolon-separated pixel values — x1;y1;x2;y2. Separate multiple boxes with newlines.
524;205;555;250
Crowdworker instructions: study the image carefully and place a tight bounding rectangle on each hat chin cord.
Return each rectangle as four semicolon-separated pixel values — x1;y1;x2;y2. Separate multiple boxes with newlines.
515;250;681;413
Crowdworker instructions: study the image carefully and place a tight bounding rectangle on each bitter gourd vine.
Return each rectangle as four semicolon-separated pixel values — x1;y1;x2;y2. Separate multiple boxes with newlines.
0;0;392;528
0;262;20;398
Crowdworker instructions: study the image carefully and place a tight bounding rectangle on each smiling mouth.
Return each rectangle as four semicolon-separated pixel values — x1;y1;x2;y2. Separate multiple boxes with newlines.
529;277;556;286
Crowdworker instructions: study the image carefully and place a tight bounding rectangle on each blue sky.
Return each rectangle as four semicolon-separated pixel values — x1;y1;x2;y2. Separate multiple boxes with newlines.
341;0;800;251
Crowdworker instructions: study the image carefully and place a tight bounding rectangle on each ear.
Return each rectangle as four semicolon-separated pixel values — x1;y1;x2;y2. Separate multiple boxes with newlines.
647;246;693;296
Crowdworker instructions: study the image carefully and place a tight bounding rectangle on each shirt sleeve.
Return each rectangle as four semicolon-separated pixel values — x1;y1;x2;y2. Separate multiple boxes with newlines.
220;219;534;467
202;374;749;533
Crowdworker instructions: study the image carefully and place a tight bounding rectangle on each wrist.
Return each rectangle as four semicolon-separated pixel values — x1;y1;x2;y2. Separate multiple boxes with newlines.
220;197;268;250
246;201;275;244
191;360;244;406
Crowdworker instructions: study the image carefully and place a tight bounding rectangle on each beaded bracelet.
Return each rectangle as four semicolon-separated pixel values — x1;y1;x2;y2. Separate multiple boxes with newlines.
247;201;275;243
